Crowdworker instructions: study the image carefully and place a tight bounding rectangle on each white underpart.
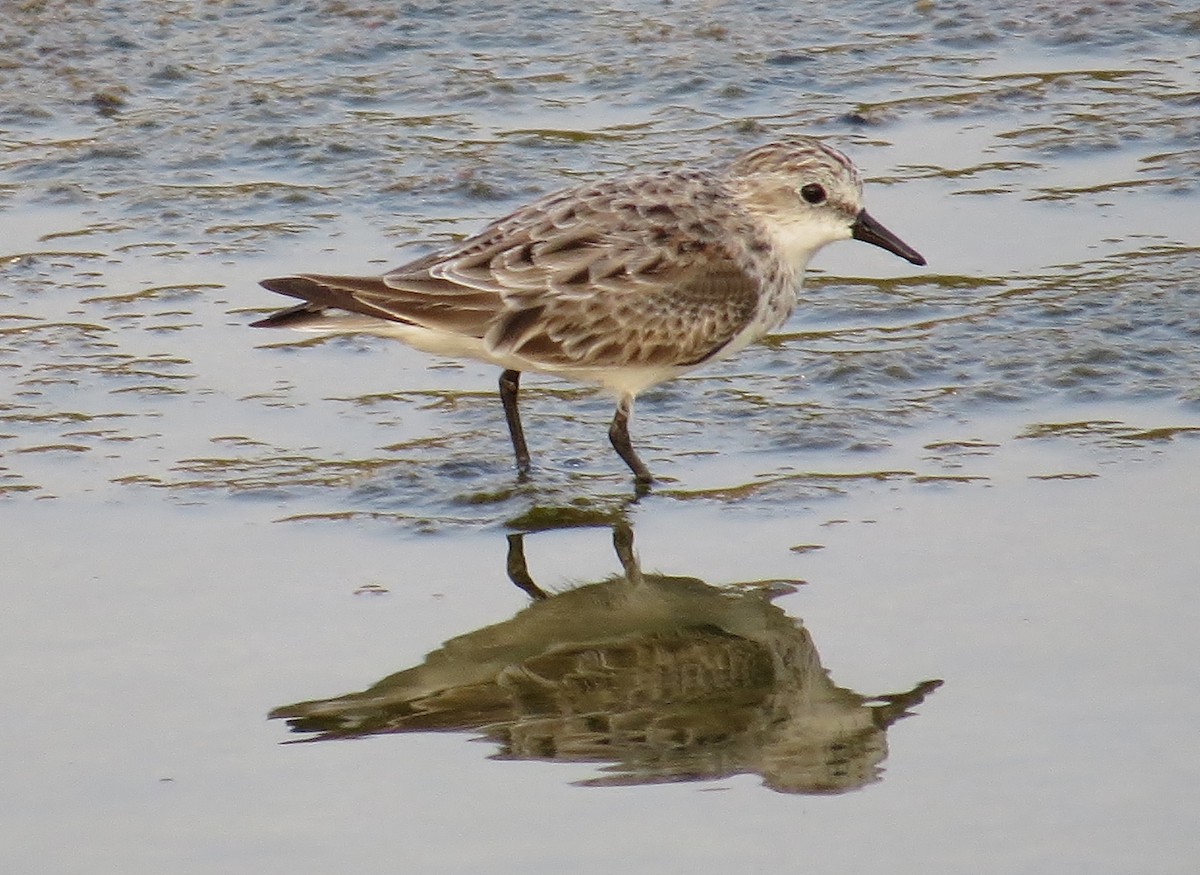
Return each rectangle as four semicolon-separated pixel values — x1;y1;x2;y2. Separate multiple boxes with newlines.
289;313;686;397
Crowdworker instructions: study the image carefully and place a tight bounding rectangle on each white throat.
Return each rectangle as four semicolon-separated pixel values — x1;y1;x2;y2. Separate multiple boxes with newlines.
764;215;852;271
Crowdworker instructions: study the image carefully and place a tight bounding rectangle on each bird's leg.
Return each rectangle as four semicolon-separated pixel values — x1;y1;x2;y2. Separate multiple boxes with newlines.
504;532;549;601
608;395;653;486
498;369;531;476
611;519;643;585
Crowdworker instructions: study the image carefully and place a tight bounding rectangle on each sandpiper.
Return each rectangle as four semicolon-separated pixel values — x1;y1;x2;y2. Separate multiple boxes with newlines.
253;137;925;485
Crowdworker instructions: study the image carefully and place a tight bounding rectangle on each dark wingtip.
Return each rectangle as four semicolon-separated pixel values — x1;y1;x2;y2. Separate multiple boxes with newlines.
255;273;400;328
259;275;320;297
249;300;326;328
249;295;328;328
253;277;324;328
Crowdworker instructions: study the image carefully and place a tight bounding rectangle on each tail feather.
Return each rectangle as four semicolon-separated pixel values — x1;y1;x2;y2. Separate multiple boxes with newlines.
249;301;324;329
253;274;410;329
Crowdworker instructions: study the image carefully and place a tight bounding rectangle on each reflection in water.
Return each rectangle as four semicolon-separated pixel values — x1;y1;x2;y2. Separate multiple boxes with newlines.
271;524;941;794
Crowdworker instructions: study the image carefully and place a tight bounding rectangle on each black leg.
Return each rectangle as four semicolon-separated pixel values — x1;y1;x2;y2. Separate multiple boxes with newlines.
498;369;531;475
611;519;642;584
505;533;549;600
608;395;653;485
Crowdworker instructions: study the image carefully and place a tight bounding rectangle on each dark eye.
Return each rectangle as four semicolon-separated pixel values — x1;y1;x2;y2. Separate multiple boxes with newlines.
800;183;827;204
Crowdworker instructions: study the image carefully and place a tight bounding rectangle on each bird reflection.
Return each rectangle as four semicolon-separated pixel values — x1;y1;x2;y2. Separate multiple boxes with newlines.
271;522;941;794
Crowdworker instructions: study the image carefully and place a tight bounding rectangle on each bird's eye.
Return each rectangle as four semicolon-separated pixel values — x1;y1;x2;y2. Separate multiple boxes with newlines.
800;183;827;205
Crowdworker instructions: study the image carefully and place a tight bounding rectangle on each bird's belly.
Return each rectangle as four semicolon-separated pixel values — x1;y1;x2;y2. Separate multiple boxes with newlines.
335;320;676;394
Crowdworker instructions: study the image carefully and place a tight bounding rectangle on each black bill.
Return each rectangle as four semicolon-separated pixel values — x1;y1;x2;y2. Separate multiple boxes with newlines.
851;209;926;266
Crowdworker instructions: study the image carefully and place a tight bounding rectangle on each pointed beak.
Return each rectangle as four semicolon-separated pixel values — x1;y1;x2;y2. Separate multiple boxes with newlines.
851;209;926;266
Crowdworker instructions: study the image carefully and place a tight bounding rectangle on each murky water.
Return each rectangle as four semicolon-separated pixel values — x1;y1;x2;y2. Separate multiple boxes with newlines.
3;2;1199;873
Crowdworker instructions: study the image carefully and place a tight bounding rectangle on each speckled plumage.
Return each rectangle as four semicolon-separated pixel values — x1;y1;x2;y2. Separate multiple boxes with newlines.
254;137;925;485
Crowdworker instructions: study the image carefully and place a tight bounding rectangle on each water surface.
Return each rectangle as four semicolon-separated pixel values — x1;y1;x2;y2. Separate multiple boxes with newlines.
2;2;1198;873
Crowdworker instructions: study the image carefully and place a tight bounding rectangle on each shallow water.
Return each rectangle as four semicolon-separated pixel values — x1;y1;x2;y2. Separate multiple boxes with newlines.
3;2;1199;873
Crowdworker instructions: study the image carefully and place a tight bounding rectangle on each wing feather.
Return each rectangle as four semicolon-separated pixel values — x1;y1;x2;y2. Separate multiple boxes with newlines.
257;170;776;369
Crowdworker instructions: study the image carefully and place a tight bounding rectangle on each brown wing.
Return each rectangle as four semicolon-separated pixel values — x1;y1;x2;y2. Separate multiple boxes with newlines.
257;171;768;368
484;256;764;368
